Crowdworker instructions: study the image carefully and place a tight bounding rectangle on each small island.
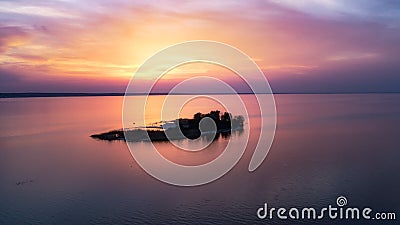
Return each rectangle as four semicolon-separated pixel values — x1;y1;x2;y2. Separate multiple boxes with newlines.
91;110;244;142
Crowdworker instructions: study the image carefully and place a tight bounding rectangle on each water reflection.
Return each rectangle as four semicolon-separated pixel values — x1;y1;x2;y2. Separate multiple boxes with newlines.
0;94;399;225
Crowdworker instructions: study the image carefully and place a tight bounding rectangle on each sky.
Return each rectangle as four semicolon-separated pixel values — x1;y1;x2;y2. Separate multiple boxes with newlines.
0;0;400;93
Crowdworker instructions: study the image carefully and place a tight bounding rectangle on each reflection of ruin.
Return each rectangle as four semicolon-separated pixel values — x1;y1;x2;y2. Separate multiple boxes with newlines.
91;110;244;142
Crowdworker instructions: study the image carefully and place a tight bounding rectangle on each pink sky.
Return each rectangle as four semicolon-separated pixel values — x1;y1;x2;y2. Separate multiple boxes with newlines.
0;0;400;93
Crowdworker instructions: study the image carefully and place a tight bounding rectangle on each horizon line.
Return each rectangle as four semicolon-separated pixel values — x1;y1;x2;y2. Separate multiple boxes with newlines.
1;92;400;98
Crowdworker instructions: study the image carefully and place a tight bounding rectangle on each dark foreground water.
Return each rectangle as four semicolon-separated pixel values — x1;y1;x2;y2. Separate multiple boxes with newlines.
0;94;399;224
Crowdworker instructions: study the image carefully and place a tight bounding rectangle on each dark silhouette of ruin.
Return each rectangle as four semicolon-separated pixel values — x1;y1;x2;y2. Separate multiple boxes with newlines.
91;110;244;142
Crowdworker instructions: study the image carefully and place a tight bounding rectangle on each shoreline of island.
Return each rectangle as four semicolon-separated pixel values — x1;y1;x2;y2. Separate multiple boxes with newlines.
91;110;244;142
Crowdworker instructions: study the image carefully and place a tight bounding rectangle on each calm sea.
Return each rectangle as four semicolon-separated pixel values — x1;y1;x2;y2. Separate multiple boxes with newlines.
0;94;399;224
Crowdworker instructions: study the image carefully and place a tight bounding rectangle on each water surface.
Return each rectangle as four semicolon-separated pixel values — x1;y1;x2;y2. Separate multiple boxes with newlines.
0;94;399;224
